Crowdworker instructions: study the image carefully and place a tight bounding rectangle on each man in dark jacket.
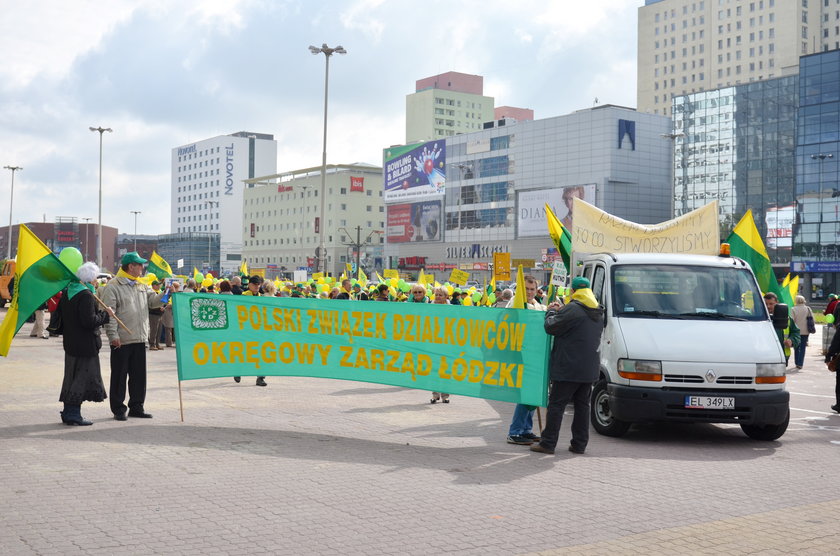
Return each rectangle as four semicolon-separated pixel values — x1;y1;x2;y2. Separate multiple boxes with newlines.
531;276;605;455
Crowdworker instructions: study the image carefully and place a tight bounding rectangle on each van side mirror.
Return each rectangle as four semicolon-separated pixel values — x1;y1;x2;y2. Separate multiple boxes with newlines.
771;303;789;330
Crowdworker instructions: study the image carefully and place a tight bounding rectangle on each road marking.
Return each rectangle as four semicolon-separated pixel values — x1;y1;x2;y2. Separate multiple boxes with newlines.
788;391;835;399
790;407;838;415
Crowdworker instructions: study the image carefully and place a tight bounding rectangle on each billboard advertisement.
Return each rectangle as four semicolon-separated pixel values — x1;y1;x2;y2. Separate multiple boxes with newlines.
383;140;446;202
517;184;596;237
386;200;442;243
765;205;794;249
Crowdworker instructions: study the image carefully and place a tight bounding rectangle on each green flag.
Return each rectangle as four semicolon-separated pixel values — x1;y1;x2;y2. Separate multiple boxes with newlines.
146;251;173;279
545;203;572;272
0;225;78;356
726;210;783;300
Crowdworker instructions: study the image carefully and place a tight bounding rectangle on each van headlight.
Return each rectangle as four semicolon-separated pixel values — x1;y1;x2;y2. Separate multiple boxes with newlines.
756;363;786;384
618;359;662;381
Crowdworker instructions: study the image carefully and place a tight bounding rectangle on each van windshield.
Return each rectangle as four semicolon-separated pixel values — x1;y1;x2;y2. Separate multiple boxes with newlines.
612;264;768;321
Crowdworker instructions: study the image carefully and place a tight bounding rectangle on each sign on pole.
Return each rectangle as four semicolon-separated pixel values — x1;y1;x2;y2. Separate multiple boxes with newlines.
449;268;469;286
493;252;511;281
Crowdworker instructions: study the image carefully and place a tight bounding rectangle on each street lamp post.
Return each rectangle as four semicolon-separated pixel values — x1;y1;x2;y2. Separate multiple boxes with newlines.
3;165;21;260
662;132;686;217
90;126;112;268
811;153;834;263
309;43;347;276
205;200;218;273
82;217;92;261
340;225;382;277
130;210;141;251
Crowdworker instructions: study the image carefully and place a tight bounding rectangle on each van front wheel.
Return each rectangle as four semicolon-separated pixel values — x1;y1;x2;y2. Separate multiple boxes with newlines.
740;411;789;441
591;379;631;437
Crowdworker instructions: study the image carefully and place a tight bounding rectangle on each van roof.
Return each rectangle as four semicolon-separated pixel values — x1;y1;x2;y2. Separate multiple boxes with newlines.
579;252;750;269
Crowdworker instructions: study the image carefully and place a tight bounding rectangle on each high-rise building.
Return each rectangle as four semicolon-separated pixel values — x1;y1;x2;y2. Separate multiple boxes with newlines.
405;72;495;143
242;164;384;278
171;132;277;274
672;74;798;259
672;48;840;299
638;0;825;117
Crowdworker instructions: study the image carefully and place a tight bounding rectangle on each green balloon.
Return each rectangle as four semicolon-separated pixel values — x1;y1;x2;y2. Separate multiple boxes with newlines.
58;247;84;273
399;281;411;293
472;292;482;303
827;314;835;324
488;293;496;304
195;273;204;283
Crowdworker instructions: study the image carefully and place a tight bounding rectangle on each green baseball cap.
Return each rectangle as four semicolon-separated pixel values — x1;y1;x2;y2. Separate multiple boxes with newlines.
121;251;147;265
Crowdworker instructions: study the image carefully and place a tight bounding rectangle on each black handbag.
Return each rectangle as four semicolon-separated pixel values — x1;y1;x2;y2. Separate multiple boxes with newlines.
47;308;63;336
806;311;816;335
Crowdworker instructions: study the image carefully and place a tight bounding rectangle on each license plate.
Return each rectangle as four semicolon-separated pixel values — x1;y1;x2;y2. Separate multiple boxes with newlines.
684;396;734;410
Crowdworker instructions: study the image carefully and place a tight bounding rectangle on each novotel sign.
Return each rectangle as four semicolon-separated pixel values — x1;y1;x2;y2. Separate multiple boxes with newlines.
224;143;234;196
177;144;196;156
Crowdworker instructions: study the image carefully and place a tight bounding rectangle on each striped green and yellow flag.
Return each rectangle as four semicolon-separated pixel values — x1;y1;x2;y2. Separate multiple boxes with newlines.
726;210;783;300
0;225;78;356
146;251;173;279
545;203;572;272
511;265;526;309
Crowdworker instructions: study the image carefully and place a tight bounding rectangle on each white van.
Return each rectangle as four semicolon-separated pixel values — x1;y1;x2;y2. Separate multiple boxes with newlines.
577;252;790;441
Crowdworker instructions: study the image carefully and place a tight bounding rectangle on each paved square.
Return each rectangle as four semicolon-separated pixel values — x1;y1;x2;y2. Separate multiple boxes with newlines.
1;320;839;554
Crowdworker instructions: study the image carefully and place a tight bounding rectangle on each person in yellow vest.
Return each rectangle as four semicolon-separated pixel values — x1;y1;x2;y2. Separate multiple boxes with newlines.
763;292;800;368
233;276;267;386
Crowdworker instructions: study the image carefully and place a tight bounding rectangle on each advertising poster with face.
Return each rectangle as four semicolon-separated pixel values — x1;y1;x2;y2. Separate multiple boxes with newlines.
517;184;596;238
386;200;442;243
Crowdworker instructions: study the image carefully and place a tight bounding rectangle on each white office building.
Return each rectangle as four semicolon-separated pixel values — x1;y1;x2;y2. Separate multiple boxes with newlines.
171;131;277;274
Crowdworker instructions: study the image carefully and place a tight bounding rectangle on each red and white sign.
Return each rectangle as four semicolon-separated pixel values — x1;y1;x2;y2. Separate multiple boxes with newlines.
277;184;293;193
350;176;364;193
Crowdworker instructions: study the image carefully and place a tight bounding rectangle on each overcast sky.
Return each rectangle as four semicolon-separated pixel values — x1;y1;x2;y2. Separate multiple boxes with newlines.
0;0;639;237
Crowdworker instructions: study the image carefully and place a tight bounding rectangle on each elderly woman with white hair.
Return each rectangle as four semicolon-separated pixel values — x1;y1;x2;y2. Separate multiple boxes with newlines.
58;262;114;425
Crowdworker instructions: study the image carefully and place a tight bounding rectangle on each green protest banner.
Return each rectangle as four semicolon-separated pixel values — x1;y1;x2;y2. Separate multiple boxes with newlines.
173;294;549;406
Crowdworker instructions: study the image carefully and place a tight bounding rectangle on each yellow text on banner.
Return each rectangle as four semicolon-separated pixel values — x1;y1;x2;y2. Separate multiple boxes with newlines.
572;199;720;256
383;269;399;279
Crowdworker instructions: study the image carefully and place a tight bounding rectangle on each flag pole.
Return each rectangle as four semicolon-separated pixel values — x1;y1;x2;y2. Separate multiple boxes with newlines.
92;295;132;333
178;380;184;422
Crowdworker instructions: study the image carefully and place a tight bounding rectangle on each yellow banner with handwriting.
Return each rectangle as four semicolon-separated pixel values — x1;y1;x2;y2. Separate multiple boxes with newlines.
572;199;719;255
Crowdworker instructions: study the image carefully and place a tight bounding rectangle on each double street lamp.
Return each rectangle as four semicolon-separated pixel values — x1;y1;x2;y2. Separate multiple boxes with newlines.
82;217;92;261
309;42;347;275
130;210;141;251
90;126;113;268
3;165;21;260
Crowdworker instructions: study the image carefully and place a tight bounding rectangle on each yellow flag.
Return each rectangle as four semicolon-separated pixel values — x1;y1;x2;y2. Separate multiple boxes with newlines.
358;267;368;287
239;260;248;276
511;265;526;309
418;268;427;287
788;275;799;303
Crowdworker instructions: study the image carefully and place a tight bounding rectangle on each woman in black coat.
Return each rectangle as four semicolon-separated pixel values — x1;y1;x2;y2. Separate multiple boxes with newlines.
58;262;113;425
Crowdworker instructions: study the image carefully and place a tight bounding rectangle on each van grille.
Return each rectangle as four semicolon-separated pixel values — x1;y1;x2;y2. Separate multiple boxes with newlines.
716;376;753;385
664;374;704;383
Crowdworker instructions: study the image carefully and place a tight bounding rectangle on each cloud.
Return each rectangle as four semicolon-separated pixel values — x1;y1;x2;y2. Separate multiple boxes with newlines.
0;0;641;237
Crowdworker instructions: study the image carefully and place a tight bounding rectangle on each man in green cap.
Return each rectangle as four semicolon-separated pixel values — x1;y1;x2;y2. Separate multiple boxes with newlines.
531;276;605;455
100;252;166;420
